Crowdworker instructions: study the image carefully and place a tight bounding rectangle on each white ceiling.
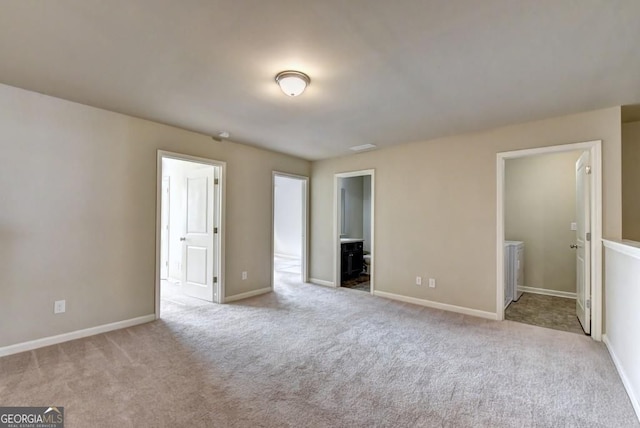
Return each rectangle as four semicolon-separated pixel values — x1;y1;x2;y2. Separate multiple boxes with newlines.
1;1;639;160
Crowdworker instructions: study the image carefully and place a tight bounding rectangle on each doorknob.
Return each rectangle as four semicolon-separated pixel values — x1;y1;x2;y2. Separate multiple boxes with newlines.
570;244;578;249
180;237;186;241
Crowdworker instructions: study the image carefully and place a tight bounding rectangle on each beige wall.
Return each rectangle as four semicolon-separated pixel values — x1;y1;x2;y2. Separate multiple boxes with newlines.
622;121;640;241
505;151;582;294
0;83;310;347
310;107;621;314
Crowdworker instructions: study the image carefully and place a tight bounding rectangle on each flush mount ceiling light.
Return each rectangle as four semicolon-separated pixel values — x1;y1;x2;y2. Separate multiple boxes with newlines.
275;70;310;97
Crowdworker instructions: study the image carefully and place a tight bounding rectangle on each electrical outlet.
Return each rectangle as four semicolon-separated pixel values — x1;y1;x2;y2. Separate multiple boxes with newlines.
242;271;247;280
54;300;66;314
415;276;422;286
429;278;436;288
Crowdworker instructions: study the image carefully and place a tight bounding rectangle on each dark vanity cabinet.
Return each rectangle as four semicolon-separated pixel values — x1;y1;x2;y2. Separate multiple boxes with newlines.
341;240;364;282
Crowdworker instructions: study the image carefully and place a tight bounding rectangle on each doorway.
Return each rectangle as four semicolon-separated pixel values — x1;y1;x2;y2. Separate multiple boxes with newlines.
502;150;585;335
155;151;225;318
272;172;309;288
496;141;602;340
334;170;375;294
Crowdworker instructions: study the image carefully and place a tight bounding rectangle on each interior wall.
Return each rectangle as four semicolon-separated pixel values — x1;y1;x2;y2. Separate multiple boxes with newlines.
274;175;303;258
603;241;640;421
339;176;364;239
622;121;640;242
0;83;310;348
310;107;621;314
505;151;582;294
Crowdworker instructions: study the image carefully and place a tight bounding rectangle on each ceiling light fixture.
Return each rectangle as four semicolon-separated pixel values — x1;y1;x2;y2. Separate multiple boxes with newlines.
275;70;310;97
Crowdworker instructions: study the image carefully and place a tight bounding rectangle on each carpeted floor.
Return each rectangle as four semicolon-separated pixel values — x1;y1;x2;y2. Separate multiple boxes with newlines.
1;272;638;427
505;293;586;335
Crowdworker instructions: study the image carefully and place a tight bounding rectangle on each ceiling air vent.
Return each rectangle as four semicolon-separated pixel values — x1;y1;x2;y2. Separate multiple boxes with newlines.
349;144;377;152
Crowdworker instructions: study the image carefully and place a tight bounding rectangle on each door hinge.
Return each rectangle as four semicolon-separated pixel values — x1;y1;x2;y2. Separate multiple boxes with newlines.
586;299;590;309
586;232;591;242
586;166;592;175
214;227;218;234
213;276;218;284
214;178;219;185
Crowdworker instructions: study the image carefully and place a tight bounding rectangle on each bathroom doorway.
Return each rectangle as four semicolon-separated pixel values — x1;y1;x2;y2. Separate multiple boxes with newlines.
334;170;375;294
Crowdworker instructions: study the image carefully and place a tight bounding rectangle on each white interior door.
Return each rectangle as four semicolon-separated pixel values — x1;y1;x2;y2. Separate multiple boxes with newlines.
575;151;591;334
160;176;170;280
181;166;216;301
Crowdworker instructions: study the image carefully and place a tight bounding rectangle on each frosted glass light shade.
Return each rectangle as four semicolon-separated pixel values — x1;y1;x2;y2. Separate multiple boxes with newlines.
275;71;310;97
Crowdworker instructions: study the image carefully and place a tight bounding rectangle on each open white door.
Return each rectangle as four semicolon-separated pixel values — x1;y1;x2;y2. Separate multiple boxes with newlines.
160;176;170;280
575;151;591;334
181;166;216;301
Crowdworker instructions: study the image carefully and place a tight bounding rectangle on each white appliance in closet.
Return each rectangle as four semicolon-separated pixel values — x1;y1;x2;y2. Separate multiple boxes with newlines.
504;241;525;309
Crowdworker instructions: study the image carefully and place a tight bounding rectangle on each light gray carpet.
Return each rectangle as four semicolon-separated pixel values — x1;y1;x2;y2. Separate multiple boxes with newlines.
1;272;637;427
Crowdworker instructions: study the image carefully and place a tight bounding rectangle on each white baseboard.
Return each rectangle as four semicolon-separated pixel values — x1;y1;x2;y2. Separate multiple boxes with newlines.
225;287;271;303
518;286;576;299
0;314;156;358
373;290;497;320
309;278;335;288
603;334;640;422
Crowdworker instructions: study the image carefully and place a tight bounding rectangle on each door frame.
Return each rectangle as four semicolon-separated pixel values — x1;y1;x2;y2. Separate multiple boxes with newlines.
155;150;226;318
334;169;375;294
496;140;602;340
271;171;310;287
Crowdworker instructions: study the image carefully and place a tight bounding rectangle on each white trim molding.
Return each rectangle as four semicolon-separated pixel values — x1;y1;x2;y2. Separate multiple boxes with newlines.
225;287;271;303
309;278;336;288
373;290;497;320
0;314;155;358
603;239;640;260
518;286;576;299
603;334;640;422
